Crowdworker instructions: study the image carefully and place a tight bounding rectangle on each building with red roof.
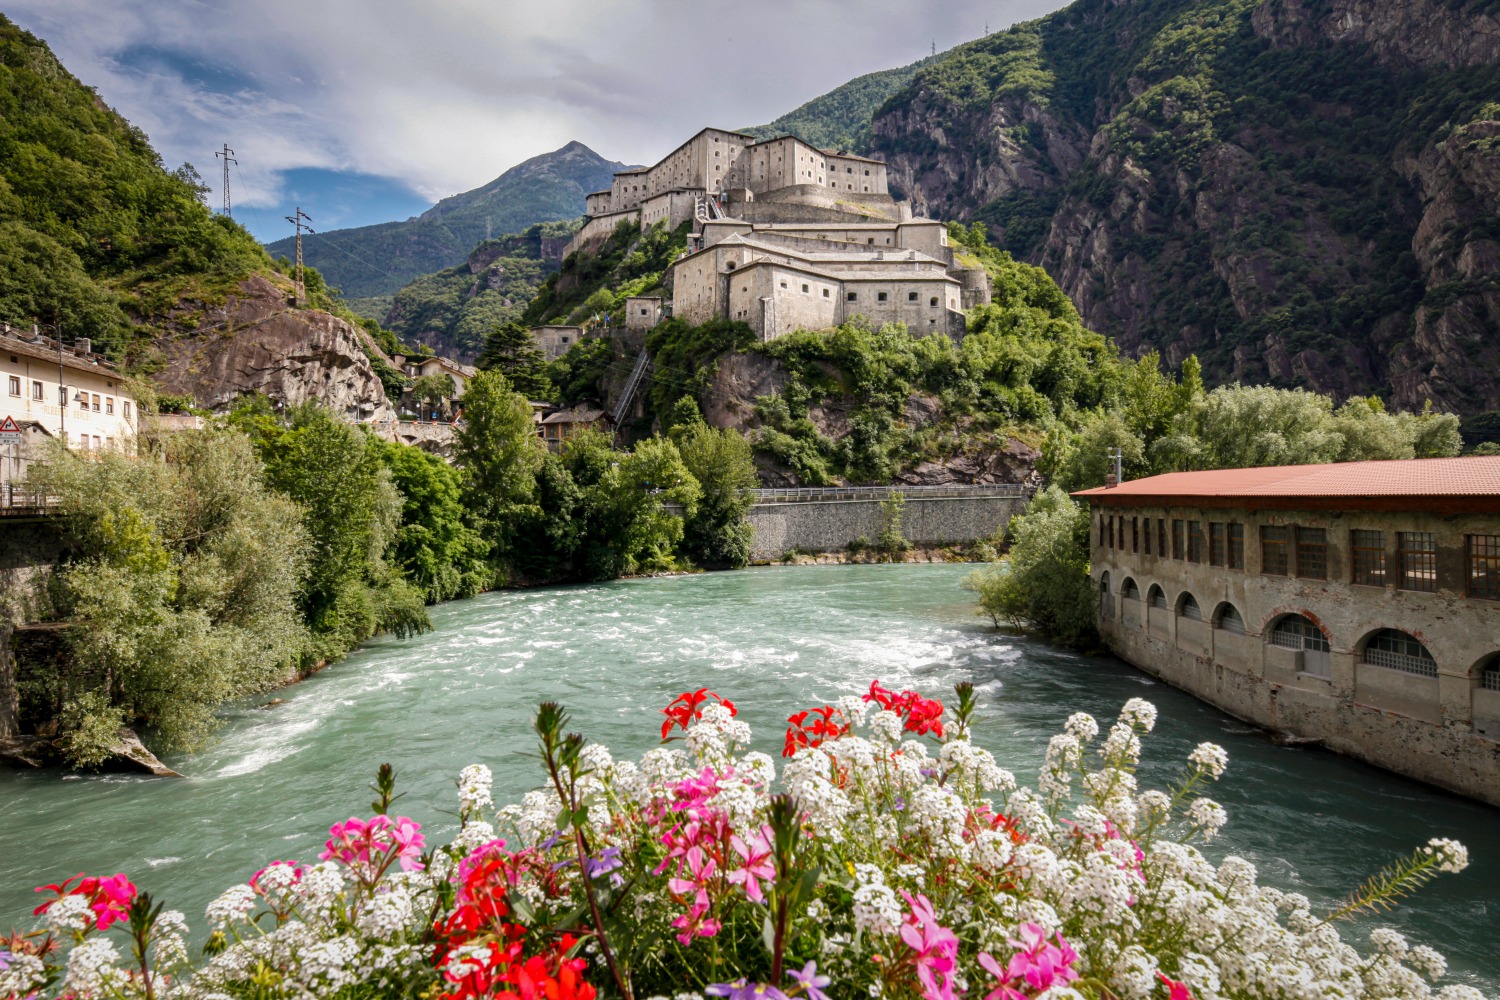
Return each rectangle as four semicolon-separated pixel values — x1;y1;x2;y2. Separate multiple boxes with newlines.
1073;456;1500;805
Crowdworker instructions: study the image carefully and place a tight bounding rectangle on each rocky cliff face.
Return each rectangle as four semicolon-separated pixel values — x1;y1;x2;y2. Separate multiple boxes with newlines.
150;275;395;420
868;0;1500;416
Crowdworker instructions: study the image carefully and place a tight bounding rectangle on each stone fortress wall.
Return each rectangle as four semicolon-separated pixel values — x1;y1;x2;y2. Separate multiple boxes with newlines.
746;491;1026;562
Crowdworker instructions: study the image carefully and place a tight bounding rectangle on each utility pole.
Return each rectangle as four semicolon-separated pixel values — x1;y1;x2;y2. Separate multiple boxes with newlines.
214;143;238;216
284;207;314;306
931;39;937;56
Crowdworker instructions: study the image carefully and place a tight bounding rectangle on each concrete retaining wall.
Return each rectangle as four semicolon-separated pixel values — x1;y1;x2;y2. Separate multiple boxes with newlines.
747;495;1025;561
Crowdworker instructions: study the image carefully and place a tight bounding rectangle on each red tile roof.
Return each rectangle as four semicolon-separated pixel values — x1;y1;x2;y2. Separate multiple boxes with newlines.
1072;457;1500;514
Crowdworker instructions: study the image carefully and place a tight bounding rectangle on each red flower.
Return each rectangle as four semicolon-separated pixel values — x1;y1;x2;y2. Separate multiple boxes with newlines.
783;705;851;757
660;688;736;738
863;679;945;738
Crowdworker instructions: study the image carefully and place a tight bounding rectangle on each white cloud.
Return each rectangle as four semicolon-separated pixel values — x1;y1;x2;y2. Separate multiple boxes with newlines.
8;0;1070;208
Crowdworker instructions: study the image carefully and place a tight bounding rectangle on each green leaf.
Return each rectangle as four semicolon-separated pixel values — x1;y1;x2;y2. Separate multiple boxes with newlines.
556;806;573;831
762;913;777;956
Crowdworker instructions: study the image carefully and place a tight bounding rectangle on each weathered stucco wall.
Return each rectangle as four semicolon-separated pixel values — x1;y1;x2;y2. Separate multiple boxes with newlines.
747;495;1025;561
1089;501;1500;804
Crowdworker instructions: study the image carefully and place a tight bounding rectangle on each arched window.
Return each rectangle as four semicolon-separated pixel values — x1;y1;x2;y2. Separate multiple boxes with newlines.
1362;629;1437;678
1270;614;1330;653
1122;578;1140;599
1479;656;1500;691
1099;572;1111;594
726;261;737;271
1177;593;1202;621
1147;585;1166;609
1214;603;1245;635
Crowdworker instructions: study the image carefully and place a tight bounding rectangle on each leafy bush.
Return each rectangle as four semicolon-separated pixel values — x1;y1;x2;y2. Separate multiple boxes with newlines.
965;485;1096;646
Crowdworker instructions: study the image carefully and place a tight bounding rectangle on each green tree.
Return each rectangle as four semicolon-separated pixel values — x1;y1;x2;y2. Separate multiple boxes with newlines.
964;485;1096;647
29;428;311;762
230;399;430;656
478;321;555;400
373;439;492;602
674;422;759;569
454;370;545;553
563;431;701;580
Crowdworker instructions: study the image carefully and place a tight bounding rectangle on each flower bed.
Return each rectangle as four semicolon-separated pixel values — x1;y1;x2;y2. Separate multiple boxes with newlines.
1;681;1479;1000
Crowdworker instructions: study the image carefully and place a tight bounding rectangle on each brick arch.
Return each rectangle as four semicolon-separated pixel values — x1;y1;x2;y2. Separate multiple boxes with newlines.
1468;651;1500;682
1259;606;1335;647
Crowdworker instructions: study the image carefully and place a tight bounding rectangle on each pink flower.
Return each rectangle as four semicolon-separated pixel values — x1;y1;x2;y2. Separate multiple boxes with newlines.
319;815;426;878
727;826;776;903
976;953;1028;1000
999;923;1079;994
671;899;721;945
899;892;958;1000
1158;972;1196;1000
388;816;426;871
88;874;136;931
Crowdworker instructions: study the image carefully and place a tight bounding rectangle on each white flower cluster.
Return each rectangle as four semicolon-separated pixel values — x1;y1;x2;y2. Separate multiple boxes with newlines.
20;692;1478;1000
457;762;494;814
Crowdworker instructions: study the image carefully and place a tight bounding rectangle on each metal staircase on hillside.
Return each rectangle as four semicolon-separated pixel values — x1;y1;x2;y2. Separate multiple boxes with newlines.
613;351;652;425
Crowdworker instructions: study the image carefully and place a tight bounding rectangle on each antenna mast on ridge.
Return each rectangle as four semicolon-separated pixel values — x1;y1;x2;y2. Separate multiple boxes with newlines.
284;207;314;306
214;143;238;216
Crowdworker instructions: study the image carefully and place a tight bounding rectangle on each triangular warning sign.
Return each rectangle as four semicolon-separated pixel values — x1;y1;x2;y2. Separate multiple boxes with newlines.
0;416;22;434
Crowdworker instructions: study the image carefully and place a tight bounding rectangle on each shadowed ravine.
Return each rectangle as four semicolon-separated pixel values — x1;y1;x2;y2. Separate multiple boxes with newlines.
1;564;1494;990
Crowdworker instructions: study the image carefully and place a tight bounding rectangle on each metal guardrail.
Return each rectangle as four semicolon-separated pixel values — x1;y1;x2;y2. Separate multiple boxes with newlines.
0;484;57;514
750;484;1028;504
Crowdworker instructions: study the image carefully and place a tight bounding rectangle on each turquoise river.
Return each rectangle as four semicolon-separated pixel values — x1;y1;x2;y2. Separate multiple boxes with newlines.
1;565;1495;990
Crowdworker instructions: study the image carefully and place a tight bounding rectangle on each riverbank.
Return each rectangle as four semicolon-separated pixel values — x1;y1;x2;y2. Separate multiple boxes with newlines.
1;564;1494;992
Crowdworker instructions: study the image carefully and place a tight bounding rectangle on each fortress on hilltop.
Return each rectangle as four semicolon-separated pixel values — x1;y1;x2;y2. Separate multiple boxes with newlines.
563;127;991;341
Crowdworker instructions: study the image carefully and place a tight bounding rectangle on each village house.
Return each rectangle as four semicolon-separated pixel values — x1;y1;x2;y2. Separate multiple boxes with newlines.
1076;456;1500;805
539;404;610;452
0;324;139;487
394;354;476;421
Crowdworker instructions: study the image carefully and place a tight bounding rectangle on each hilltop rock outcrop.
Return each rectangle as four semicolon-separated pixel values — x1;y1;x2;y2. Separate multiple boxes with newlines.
150;275;395;419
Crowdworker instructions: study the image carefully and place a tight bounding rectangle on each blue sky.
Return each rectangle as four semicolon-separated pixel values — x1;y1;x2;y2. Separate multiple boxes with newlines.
9;1;1072;243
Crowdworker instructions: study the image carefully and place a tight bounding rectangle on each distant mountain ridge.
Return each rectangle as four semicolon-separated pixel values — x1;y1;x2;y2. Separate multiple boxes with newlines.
266;141;633;303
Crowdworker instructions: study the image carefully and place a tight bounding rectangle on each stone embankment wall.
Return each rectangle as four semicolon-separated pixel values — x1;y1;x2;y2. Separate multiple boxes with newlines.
747;491;1026;562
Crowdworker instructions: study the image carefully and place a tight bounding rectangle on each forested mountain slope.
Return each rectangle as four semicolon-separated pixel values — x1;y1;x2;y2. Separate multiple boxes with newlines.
0;13;267;355
740;54;937;152
267;142;631;305
865;0;1500;419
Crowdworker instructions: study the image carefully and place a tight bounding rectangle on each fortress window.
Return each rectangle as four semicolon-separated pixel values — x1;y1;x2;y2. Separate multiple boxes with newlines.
1261;525;1289;575
868;238;875;244
822;288;830;298
1209;522;1225;565
930;296;939;307
864;170;870;175
1466;534;1500;599
908;291;919;302
1228;523;1244;568
780;281;787;288
877;292;888;302
1398;532;1437;592
847;292;857;301
1187;521;1204;562
6;376;17;396
1296;527;1328;580
801;284;810;293
847;167;853;173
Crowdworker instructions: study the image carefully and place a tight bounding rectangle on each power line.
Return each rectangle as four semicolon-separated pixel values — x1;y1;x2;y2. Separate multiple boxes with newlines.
213;143;237;216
